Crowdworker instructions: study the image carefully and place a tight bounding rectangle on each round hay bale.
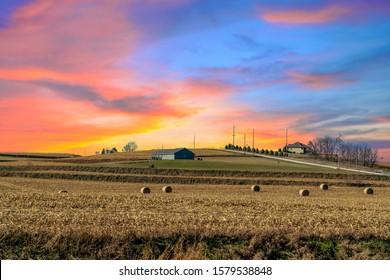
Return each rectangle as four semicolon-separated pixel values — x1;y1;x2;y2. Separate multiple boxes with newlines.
299;189;310;196
162;186;172;193
364;187;374;195
320;183;329;190
140;187;151;194
251;185;260;192
58;190;68;194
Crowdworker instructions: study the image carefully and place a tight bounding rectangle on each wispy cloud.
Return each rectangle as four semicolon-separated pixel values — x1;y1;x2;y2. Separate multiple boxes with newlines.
260;5;351;24
287;71;354;90
373;116;390;123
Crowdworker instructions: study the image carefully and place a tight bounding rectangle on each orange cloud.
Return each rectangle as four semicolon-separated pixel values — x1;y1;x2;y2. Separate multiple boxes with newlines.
0;73;210;153
0;68;110;87
287;71;353;90
260;5;351;24
0;93;167;152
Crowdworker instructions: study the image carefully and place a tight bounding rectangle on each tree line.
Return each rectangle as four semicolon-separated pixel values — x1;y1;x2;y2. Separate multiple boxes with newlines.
225;144;285;156
225;135;378;168
307;136;378;167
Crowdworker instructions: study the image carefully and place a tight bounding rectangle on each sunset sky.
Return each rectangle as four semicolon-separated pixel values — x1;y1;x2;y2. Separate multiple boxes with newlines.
1;0;389;160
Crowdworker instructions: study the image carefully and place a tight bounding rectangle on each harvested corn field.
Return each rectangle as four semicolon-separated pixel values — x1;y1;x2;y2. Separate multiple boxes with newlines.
1;171;389;259
1;151;389;259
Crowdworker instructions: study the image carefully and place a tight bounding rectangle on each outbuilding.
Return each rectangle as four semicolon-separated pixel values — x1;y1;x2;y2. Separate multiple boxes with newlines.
101;147;118;154
151;148;195;160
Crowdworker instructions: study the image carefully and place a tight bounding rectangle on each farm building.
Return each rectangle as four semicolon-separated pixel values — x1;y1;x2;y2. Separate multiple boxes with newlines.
101;148;118;154
151;148;195;160
286;142;308;154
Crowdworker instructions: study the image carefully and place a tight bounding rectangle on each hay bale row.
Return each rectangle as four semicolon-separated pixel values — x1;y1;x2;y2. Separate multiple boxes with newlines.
141;186;173;194
57;184;374;196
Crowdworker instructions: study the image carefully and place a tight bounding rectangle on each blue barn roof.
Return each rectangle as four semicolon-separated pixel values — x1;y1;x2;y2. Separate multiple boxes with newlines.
152;148;195;156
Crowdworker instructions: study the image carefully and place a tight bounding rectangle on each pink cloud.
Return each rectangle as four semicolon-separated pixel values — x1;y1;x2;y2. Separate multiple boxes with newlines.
178;77;236;97
260;5;352;24
139;0;194;7
0;68;111;87
373;116;390;123
378;148;390;162
0;0;210;153
287;71;353;90
0;0;137;75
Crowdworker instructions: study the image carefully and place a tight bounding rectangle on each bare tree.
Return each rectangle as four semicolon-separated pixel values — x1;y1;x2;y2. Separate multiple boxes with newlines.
367;148;378;167
357;144;378;167
341;142;354;164
321;136;337;161
307;136;378;167
123;141;138;152
307;138;321;159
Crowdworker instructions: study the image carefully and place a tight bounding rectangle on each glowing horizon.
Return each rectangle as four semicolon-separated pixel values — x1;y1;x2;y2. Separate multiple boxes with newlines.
1;0;389;161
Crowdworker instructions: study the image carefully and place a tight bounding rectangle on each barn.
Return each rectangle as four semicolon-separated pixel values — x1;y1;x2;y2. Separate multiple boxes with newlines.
151;148;195;160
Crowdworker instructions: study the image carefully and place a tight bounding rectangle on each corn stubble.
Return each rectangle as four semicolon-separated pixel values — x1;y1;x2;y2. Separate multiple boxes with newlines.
0;177;389;260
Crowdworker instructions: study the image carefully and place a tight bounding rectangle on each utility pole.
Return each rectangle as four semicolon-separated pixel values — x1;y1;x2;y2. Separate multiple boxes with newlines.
232;125;236;147
337;132;343;169
193;135;196;149
356;149;358;169
243;132;246;155
285;128;288;157
252;128;255;155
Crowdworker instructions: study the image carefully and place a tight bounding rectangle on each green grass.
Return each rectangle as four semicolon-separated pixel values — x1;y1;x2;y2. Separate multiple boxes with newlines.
0;148;360;175
100;156;355;174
